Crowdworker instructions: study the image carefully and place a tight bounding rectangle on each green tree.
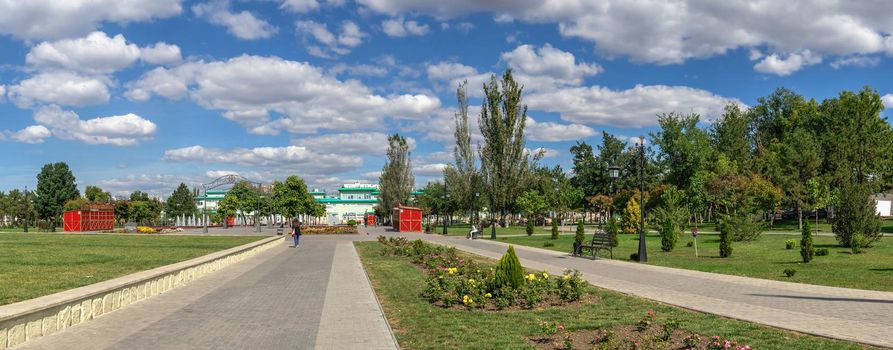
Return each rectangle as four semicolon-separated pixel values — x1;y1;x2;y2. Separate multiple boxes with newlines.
574;220;585;247
494;245;524;289
525;218;534;236
551;219;559;240
605;215;620;247
35;162;79;231
621;196;641;235
114;200;130;225
446;81;480;222
130;191;149;202
516;190;547;224
129;201;154;225
719;219;733;258
832;180;882;247
652;112;713;192
84;186;111;203
216;193;239;227
271;176;316;222
166;183;198;218
378;134;415;221
228;181;260;225
63;197;88;211
710;103;753;172
653;186;687;252
800;220;814;263
479;69;533;238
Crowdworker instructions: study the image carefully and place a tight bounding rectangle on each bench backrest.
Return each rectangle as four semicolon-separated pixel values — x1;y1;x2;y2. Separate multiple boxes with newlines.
590;232;612;246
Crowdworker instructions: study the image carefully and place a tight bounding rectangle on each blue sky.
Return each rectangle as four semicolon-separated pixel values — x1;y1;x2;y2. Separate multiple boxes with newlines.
1;0;893;198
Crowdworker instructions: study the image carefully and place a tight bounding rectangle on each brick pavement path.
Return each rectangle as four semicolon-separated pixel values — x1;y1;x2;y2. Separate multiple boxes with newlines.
372;228;893;348
13;235;396;350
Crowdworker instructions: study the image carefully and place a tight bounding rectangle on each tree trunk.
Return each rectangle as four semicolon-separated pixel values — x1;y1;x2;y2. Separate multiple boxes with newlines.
797;204;803;231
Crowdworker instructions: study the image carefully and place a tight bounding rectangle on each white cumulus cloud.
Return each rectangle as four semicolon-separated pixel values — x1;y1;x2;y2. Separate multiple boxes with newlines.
753;51;822;76
32;105;156;146
527;118;596;142
291;132;414;156
193;0;278;40
501;44;602;91
26;32;141;74
126;55;440;134
140;42;183;65
0;0;182;40
382;17;430;37
163;145;361;175
5;125;52;144
296;20;366;57
8;72;110;108
882;94;893;109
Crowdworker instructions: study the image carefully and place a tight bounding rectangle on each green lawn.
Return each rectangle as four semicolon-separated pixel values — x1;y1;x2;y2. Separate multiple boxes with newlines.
0;233;264;305
498;233;893;292
356;241;875;349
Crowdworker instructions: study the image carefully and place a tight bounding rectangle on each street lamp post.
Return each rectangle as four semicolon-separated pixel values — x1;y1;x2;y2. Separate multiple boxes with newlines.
637;136;647;263
23;186;29;233
442;186;450;235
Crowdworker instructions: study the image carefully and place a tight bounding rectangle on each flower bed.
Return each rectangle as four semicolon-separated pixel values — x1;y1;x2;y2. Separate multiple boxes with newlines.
529;310;752;350
377;236;591;310
302;225;358;234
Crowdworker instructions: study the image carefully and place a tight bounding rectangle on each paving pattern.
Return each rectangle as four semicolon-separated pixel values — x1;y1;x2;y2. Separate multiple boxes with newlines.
13;234;396;350
377;228;893;348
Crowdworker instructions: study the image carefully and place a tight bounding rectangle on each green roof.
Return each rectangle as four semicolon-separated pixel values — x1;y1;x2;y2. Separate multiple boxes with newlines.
310;191;325;195
207;189;228;194
338;187;378;192
318;198;377;204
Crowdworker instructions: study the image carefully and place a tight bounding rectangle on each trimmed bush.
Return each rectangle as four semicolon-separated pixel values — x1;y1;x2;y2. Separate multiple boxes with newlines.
783;268;797;277
719;219;733;258
629;253;639;261
574;221;585;246
526;216;534;236
543;242;554;247
785;239;796;250
800;220;814;263
815;248;830;256
726;213;764;242
494;246;524;289
551;219;559;240
606;215;620;247
347;219;357;226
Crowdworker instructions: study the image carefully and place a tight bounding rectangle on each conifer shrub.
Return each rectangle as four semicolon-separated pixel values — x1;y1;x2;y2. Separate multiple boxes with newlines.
551;219;559;240
719;219;733;258
800;220;814;263
526;216;534;236
494;245;524;289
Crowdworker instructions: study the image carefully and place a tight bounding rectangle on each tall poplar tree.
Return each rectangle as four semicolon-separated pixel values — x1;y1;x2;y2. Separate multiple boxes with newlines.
479;69;532;238
378;133;414;222
444;81;479;222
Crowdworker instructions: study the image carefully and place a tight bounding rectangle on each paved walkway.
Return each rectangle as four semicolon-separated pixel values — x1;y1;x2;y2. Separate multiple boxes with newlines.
374;228;893;348
13;234;396;350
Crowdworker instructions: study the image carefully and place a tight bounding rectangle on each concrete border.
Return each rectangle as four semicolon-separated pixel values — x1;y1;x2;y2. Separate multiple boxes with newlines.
0;235;282;349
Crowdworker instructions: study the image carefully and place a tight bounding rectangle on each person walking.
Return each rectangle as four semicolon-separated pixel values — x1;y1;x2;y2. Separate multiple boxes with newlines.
291;220;302;248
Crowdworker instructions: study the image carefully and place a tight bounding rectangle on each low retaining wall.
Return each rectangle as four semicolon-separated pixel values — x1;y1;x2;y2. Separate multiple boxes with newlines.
0;235;282;349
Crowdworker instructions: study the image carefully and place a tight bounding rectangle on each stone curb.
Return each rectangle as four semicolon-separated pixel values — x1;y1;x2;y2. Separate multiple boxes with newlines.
0;235;282;349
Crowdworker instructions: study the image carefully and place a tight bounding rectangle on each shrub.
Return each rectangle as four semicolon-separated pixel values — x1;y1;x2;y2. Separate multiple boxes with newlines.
851;233;866;254
719;219;733;258
543;242;554;247
556;269;586;302
815;248;830;256
494;246;524;289
605;215;620;247
629;253;639;261
785;239;796;250
659;217;679;252
686;241;694;247
347;219;357;226
783;268;797;277
551;219;559;240
622;197;642;235
800;220;814;263
574;221;585;245
726;213;763;242
833;180;882;248
526;216;534;236
661;318;681;341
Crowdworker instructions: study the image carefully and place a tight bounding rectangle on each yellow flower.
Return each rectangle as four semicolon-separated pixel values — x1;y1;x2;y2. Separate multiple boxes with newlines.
448;267;458;275
527;273;536;281
484;293;492;298
563;275;571;280
542;273;549;279
468;278;476;284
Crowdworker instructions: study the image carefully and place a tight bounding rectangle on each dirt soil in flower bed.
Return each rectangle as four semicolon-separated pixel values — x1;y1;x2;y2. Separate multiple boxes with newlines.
441;288;599;312
302;225;358;234
529;325;738;350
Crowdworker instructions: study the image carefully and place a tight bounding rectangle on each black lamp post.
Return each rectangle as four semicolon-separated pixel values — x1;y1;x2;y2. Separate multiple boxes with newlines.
637;136;647;263
442;185;450;235
23;186;29;233
608;166;620;227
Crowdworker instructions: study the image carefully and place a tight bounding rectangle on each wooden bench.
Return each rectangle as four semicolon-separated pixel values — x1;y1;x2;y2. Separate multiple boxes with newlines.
577;232;613;259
